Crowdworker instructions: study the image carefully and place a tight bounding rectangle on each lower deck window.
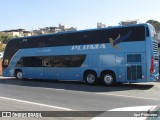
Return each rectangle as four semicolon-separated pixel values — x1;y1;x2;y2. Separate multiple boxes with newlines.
16;55;86;68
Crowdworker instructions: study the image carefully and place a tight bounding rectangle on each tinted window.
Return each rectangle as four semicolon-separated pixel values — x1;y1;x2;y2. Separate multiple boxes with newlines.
16;55;86;68
16;57;42;67
19;26;145;48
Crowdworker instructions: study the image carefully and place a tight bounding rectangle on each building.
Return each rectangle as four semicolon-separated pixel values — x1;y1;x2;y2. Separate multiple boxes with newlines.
0;29;32;37
1;30;21;37
23;31;32;36
58;24;77;32
59;24;66;31
32;27;61;36
120;20;139;26
0;24;77;37
97;22;106;28
32;24;77;36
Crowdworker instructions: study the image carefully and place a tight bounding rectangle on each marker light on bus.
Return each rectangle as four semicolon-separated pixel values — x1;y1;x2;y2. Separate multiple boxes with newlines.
150;56;154;73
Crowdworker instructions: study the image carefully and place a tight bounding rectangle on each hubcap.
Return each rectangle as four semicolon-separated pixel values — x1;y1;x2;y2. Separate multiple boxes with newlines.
87;74;95;83
104;74;113;84
17;72;22;79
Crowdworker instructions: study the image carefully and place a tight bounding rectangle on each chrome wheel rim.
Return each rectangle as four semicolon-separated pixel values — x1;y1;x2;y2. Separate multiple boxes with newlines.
104;74;113;84
87;74;95;83
17;72;22;79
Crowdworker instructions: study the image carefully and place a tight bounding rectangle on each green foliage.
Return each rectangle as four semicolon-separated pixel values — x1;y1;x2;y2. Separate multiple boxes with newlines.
0;34;18;51
0;35;2;43
0;34;16;44
146;20;160;31
0;44;5;52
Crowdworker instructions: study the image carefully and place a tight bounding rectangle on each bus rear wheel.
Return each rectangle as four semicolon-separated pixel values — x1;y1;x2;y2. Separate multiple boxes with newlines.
84;71;98;85
101;72;116;86
15;70;23;80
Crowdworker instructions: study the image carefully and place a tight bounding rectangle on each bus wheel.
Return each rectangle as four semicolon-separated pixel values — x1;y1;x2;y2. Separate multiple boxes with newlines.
84;71;98;85
101;72;116;86
15;70;23;80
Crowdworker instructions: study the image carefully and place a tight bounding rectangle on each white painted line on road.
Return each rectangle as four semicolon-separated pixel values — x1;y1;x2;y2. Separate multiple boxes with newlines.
96;93;160;101
0;96;72;111
0;76;15;79
44;88;65;91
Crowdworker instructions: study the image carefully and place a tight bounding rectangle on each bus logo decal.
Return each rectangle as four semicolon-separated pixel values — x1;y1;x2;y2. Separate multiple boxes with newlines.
109;31;132;49
71;44;106;50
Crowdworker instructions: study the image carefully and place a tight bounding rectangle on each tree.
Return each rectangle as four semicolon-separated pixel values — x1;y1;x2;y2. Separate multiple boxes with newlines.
0;35;2;43
5;35;13;41
0;43;5;52
2;35;15;44
146;20;160;31
0;34;15;44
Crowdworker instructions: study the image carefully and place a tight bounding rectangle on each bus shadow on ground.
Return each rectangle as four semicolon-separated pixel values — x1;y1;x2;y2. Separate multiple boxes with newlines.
0;77;155;93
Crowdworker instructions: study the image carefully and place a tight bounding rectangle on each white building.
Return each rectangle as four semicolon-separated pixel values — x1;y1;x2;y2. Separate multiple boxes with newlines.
97;22;106;28
121;20;139;26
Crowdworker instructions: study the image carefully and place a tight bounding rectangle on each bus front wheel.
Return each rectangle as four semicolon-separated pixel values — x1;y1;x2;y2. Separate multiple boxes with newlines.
15;70;23;80
84;71;98;85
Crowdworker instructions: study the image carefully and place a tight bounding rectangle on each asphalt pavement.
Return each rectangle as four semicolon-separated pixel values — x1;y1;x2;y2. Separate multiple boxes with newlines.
0;77;159;119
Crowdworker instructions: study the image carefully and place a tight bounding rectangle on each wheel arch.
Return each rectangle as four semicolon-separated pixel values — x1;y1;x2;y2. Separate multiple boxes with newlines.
83;69;98;79
14;69;22;77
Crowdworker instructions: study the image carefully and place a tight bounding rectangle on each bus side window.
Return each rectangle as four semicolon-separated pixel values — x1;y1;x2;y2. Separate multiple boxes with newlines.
43;58;51;67
16;58;23;67
65;57;71;67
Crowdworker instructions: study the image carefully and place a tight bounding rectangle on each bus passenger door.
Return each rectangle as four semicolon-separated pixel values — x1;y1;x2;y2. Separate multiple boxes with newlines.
20;57;44;79
42;57;57;80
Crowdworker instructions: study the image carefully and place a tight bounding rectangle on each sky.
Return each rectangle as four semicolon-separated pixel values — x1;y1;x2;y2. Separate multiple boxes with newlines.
0;0;159;31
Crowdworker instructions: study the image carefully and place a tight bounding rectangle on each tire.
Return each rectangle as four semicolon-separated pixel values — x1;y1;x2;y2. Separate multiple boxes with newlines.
101;72;116;86
84;71;98;85
15;70;23;80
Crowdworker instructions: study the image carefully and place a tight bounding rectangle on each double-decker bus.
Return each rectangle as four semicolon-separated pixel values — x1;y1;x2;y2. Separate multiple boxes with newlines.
2;23;159;86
